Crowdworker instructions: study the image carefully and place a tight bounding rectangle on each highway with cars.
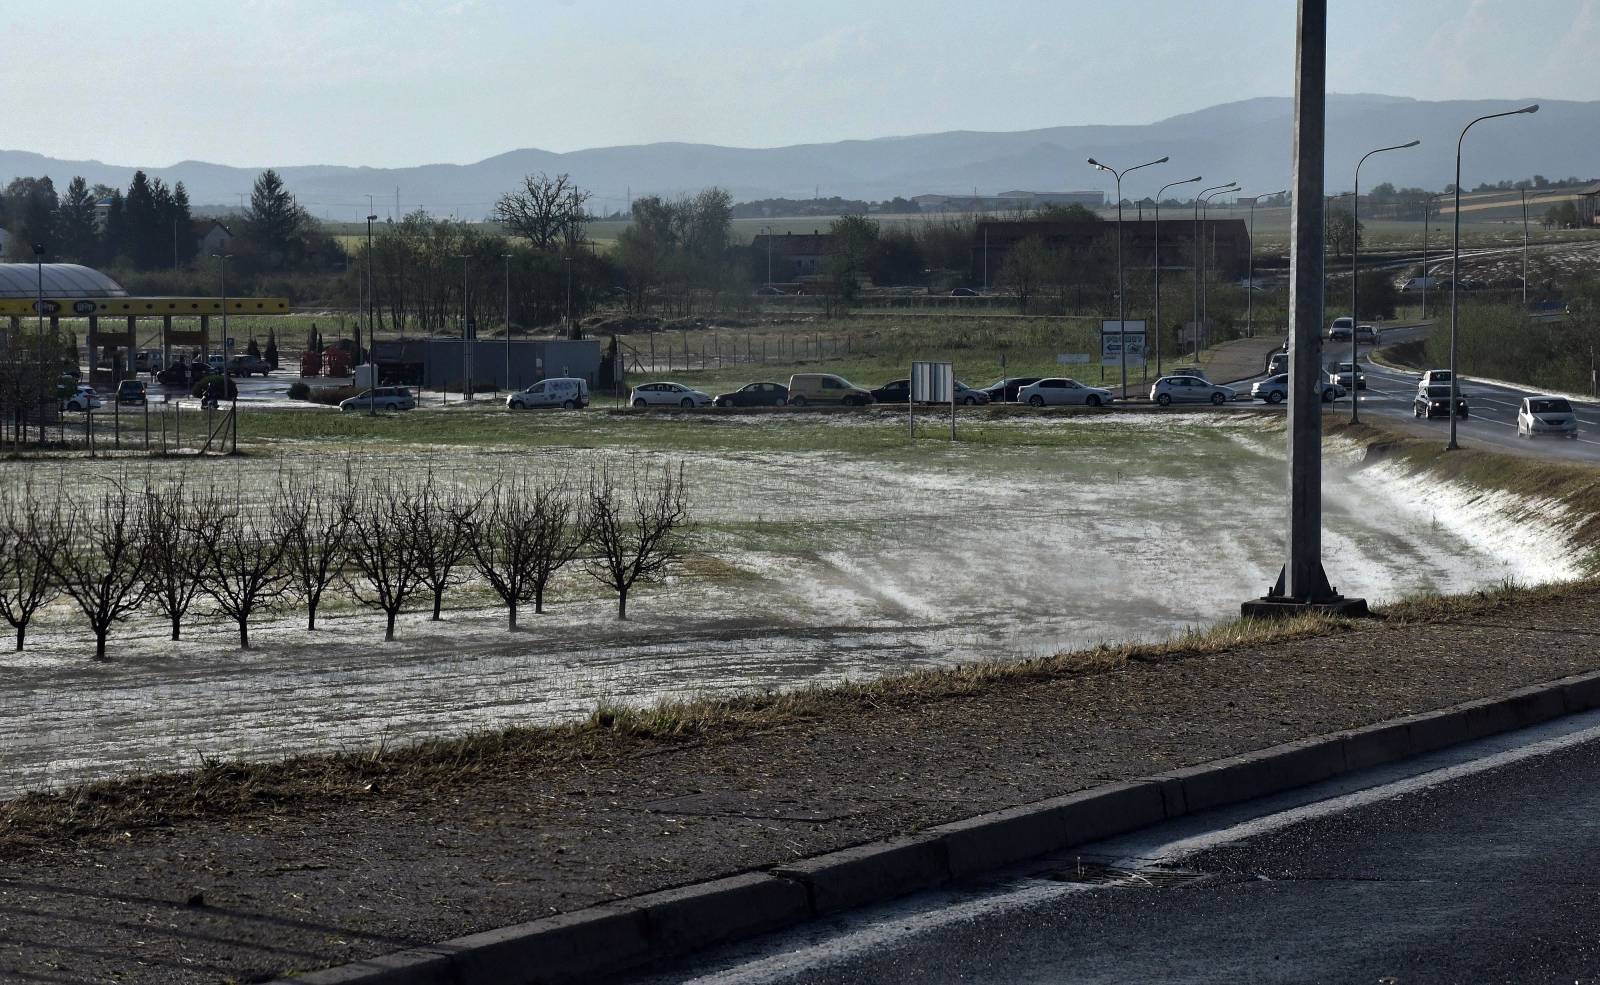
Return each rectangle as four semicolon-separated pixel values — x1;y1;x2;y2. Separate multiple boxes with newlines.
629;710;1600;985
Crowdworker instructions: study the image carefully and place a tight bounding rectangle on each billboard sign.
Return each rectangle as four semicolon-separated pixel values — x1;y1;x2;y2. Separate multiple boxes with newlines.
910;360;954;403
1100;320;1147;366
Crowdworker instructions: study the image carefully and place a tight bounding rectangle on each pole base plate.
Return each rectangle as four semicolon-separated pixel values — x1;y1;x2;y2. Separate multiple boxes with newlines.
1240;595;1369;619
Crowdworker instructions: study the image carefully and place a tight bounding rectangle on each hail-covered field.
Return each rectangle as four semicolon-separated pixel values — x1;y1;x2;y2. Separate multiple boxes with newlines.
0;408;1581;795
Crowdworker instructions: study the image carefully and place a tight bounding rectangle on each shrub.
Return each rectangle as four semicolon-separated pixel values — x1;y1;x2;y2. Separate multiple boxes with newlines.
308;385;362;407
287;380;311;401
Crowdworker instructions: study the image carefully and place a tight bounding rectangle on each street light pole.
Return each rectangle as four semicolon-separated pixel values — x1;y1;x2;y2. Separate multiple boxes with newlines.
1350;139;1420;424
1422;195;1434;320
1192;182;1236;362
1447;103;1539;451
1154;176;1202;380
502;252;513;391
1521;187;1529;309
1246;190;1286;341
1198;185;1237;359
1089;155;1168;395
456;254;473;402
366;212;378;417
759;225;773;287
210;252;235;452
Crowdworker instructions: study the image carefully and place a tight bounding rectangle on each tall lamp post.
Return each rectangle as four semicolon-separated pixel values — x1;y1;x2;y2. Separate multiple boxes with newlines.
1447;103;1539;451
1422;195;1436;320
1246;190;1286;340
1195;184;1237;359
1520;188;1530;309
1088;155;1168;394
210;252;235;451
1154;176;1202;379
1349;139;1419;423
1191;182;1236;362
456;254;473;402
365;212;378;416
502;252;513;391
759;225;773;287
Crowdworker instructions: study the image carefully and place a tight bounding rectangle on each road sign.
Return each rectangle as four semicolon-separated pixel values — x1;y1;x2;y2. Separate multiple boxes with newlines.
910;361;954;403
1057;353;1091;365
1100;320;1146;366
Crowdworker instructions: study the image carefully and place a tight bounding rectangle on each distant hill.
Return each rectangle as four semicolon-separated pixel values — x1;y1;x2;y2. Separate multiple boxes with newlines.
3;94;1596;222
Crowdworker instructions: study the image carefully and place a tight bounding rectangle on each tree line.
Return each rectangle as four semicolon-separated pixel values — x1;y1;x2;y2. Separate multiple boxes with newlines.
0;464;690;661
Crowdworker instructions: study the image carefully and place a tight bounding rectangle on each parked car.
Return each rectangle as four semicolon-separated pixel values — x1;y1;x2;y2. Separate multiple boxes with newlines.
982;377;1042;403
786;373;873;407
953;381;990;405
1016;378;1114;407
134;350;164;373
1250;374;1346;404
631;382;712;408
870;379;912;404
1326;316;1354;341
507;377;589;410
1518;395;1578;438
1151;376;1236;406
1266;351;1290;376
1326;361;1366;389
339;386;416;412
1355;324;1380;344
155;362;189;386
228;354;272;377
189;360;215;385
62;386;102;411
1413;384;1468;419
116;379;148;406
712;381;788;408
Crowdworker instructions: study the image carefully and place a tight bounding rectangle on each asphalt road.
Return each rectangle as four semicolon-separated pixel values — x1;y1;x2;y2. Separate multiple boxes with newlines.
633;709;1600;985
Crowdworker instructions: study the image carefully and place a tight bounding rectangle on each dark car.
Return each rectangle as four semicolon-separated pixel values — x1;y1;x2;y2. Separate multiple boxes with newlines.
116;379;147;405
713;381;789;408
871;379;911;404
156;362;190;386
982;377;1042;403
950;287;980;297
228;354;271;377
1413;385;1468;419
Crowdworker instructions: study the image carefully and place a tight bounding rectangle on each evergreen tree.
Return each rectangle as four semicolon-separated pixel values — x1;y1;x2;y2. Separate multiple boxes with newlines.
246;336;261;359
171;182;197;266
265;327;279;369
101;191;127;266
4;177;59;256
150;178;175;269
123;171;160;268
57;177;99;262
242;169;305;267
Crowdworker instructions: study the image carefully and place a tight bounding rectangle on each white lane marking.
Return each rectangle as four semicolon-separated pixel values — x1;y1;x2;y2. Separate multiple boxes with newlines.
667;716;1600;985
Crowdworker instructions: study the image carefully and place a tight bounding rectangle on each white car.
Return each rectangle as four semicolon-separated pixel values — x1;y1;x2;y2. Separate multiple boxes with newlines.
1327;316;1354;341
63;386;102;411
631;382;712;408
1518;395;1578;438
507;377;589;410
339;386;416;412
1016;378;1115;407
953;381;991;405
1419;369;1453;391
1250;374;1346;404
1326;361;1366;389
1151;376;1236;406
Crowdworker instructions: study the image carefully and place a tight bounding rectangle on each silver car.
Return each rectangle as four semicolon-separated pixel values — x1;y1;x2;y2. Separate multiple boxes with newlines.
1251;374;1346;404
630;381;712;408
339;386;416;412
1518;395;1578;438
1017;377;1114;407
1151;375;1235;406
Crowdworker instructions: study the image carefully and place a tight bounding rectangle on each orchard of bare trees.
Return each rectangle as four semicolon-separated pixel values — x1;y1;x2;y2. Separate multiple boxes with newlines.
0;464;690;660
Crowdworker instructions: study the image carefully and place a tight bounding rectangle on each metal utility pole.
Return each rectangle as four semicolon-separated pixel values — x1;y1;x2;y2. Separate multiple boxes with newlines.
1422;196;1433;320
1246;190;1285;341
1521;187;1529;309
1197;185;1236;358
1155;176;1202;379
456;254;473;401
1192;182;1236;362
210;252;235;452
1089;155;1168;395
1350;140;1419;423
1242;0;1365;618
502;252;513;391
366;212;378;416
1447;102;1538;450
759;225;773;286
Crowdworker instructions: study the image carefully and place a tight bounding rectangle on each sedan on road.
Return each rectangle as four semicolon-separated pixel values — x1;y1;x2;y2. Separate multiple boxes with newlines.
1518;396;1578;438
982;377;1042;403
1414;384;1468;419
1250;374;1346;404
1327;361;1366;389
1016;378;1114;407
870;379;912;404
1151;376;1236;406
713;381;788;408
339;386;416;412
631;382;712;408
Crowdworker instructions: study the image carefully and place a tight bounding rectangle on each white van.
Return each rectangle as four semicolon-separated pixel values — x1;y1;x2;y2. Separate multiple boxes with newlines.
507;377;589;410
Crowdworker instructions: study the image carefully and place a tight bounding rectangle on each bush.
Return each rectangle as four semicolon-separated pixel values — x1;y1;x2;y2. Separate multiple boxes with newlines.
287;380;311;401
308;385;362;407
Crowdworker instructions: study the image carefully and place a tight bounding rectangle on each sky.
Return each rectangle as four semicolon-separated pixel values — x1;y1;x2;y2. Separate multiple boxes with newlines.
4;0;1598;168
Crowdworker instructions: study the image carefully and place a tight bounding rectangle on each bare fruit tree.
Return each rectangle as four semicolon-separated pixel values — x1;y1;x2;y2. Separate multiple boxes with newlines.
492;172;591;252
0;490;62;651
46;487;149;661
199;503;290;650
343;481;426;641
279;470;354;630
411;476;478;621
468;476;589;629
141;483;224;642
585;464;689;620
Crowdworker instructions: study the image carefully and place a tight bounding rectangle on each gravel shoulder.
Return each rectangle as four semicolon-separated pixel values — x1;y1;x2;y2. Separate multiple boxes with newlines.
4;582;1600;983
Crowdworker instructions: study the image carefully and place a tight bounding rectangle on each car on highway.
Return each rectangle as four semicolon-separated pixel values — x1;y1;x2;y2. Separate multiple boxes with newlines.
1266;351;1290;376
507;377;589;410
1518;396;1578;438
116;379;148;406
1419;369;1453;390
339;386;416;412
1151;376;1236;406
631;381;713;408
1327;361;1366;389
62;386;102;411
1413;384;1468;419
1327;316;1354;341
1355;324;1381;344
950;287;980;297
1250;374;1346;404
787;373;873;407
1016;377;1114;407
982;377;1043;403
713;381;788;407
228;354;272;377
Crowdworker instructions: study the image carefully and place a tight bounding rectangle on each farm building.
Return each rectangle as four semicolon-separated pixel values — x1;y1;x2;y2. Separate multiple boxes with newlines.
1580;182;1600;227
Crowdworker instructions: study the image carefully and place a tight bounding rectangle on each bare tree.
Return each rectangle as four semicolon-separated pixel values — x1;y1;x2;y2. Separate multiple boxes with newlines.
411;476;477;621
140;483;222;641
343;481;426;641
199;504;290;650
492;172;590;251
0;491;62;651
468;476;589;628
585;465;689;620
279;470;354;630
46;488;148;661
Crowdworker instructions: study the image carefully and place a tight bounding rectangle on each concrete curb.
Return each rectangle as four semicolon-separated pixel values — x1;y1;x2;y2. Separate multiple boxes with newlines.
271;667;1600;985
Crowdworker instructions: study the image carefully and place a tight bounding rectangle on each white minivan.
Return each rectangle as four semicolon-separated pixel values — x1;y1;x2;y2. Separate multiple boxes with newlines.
507;377;589;410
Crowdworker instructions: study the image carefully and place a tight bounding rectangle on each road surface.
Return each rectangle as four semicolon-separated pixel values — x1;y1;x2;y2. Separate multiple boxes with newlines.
633;708;1600;984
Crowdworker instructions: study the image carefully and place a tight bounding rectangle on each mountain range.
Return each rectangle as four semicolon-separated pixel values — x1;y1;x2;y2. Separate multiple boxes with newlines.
3;94;1596;222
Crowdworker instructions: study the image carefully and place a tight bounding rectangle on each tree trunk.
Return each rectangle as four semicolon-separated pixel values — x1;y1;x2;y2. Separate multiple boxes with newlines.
432;588;443;620
385;609;397;641
507;602;517;631
534;582;545;614
238;618;250;650
171;615;181;641
307;603;318;631
15;623;24;651
617;589;628;620
94;629;108;661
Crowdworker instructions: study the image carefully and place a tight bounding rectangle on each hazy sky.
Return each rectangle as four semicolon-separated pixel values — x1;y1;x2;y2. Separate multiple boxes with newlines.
7;0;1598;167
